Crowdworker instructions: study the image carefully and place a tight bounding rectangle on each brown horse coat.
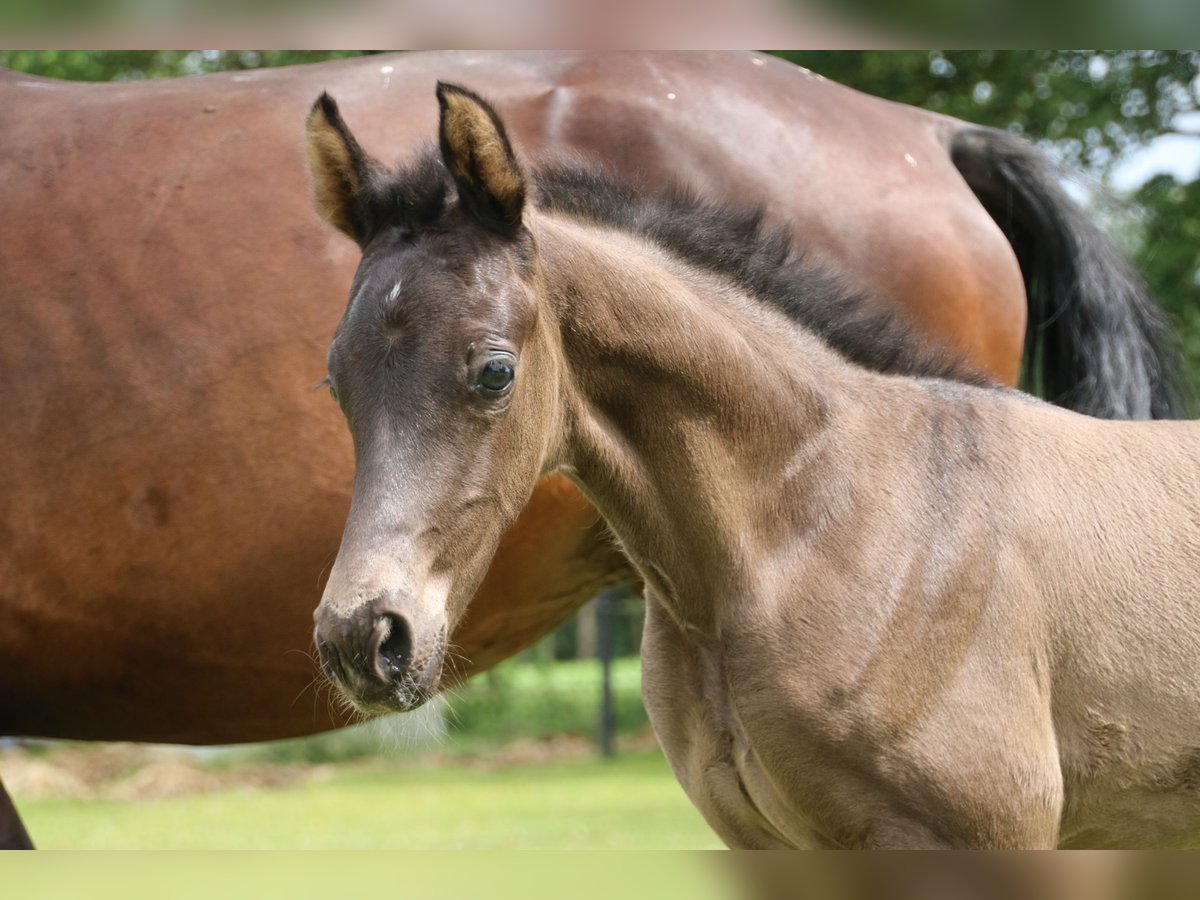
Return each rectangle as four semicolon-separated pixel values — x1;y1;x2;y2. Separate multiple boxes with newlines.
310;84;1200;848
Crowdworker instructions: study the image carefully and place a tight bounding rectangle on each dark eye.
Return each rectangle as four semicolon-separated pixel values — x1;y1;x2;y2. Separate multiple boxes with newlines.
475;358;515;395
328;381;339;404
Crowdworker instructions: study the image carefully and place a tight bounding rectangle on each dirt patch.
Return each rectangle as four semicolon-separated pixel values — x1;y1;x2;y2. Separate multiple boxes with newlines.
0;729;661;802
105;760;228;801
464;734;600;770
22;742;147;785
1;745;324;802
3;758;94;800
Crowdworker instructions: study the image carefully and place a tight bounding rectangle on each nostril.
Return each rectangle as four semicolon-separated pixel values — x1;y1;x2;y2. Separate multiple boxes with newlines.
374;612;412;681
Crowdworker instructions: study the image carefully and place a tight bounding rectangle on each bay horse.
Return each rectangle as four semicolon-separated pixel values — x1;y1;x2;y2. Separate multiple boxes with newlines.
309;82;1200;849
0;52;1178;847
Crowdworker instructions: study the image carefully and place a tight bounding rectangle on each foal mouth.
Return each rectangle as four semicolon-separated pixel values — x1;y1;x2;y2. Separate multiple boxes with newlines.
351;682;438;716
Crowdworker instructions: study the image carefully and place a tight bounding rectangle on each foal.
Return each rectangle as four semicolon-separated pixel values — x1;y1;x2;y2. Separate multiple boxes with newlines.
308;84;1200;848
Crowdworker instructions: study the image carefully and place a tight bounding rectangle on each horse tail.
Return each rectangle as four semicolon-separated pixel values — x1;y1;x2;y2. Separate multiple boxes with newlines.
949;127;1183;419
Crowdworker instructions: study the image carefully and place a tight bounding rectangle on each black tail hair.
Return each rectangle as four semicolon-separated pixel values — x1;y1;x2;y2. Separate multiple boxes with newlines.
951;127;1182;420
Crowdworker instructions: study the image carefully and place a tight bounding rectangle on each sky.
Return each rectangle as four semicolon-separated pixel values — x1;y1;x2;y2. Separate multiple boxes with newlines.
1111;111;1200;191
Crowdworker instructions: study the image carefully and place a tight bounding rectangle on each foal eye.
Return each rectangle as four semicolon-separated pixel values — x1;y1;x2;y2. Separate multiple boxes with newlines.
475;359;515;395
328;382;339;404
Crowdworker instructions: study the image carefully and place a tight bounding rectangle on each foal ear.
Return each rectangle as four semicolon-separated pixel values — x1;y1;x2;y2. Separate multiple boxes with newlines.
305;93;379;245
436;82;527;233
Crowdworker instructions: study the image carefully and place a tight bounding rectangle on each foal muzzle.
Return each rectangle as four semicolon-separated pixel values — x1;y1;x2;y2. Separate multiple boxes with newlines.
313;594;446;713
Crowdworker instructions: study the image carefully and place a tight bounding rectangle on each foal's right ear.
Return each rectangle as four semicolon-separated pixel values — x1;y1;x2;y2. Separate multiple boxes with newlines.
305;93;379;245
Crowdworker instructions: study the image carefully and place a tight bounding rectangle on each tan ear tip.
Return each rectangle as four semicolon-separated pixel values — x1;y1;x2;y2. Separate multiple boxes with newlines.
436;81;486;114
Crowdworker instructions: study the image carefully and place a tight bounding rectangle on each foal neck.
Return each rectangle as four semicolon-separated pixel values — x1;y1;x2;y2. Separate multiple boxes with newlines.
538;215;863;627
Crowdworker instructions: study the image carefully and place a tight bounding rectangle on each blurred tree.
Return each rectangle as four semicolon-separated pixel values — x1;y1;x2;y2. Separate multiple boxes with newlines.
0;49;374;81
782;51;1200;405
1133;175;1200;382
781;51;1200;174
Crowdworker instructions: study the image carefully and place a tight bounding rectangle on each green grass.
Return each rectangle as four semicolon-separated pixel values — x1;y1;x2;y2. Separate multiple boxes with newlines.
16;750;721;850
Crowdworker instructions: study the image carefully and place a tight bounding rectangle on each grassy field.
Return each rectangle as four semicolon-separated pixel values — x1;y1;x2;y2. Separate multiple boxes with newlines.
11;657;720;849
15;749;721;850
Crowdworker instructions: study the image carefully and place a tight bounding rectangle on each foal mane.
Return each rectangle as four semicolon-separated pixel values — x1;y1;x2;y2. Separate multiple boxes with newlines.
371;152;992;387
534;165;994;388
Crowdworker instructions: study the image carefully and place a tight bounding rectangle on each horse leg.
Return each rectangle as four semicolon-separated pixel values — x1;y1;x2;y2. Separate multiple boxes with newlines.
643;585;1064;849
0;773;33;850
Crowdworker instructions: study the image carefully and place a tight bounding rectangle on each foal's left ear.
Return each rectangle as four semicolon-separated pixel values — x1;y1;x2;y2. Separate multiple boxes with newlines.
436;82;527;234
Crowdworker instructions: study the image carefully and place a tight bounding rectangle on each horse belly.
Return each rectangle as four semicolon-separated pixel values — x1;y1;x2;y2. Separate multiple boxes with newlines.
0;473;626;743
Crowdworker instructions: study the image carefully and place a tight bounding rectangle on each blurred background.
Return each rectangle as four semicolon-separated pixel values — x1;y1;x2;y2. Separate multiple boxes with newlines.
2;50;1198;849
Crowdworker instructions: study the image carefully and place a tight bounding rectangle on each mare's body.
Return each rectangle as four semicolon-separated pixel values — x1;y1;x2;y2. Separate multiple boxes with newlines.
1;50;1118;746
308;84;1198;848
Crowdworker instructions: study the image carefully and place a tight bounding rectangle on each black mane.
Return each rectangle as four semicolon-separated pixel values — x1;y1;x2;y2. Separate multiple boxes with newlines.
375;153;993;388
534;165;993;388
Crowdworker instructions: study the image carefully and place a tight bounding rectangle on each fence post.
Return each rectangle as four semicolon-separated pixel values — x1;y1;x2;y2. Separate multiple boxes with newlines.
596;589;616;757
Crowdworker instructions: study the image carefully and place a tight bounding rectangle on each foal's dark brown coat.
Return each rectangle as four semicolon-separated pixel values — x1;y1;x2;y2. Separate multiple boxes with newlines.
309;84;1200;849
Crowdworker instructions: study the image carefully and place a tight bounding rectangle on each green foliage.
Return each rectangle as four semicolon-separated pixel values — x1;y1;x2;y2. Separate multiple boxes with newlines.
0;49;372;81
234;657;647;764
446;657;646;749
218;718;417;766
780;51;1200;403
551;589;644;659
1133;174;1200;403
781;51;1200;173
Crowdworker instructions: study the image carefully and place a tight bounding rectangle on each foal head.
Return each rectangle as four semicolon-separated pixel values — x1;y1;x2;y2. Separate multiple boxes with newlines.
306;85;561;712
